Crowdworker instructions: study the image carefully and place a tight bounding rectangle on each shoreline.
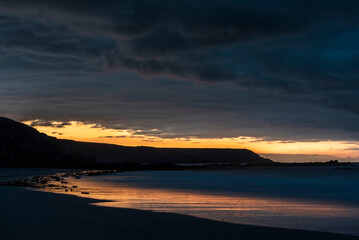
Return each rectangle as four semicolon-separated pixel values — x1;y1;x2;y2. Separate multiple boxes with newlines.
0;159;354;171
3;167;359;208
1;186;358;240
1;168;359;239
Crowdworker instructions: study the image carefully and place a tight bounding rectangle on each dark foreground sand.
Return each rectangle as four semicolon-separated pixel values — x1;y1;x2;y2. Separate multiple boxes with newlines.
1;186;358;240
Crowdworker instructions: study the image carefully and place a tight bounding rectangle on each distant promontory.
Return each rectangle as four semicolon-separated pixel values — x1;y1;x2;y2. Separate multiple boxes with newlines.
0;117;272;168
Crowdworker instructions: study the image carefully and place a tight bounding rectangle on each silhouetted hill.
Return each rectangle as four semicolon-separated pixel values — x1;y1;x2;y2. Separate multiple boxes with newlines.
0;117;96;167
0;117;271;167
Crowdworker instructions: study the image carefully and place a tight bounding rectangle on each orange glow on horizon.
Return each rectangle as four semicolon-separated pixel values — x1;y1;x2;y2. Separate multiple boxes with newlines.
23;120;359;160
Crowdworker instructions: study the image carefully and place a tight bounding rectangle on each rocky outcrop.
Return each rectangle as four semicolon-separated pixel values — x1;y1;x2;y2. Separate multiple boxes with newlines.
0;117;272;167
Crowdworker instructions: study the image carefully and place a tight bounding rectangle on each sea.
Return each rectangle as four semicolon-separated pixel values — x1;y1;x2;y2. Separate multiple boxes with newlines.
1;166;359;236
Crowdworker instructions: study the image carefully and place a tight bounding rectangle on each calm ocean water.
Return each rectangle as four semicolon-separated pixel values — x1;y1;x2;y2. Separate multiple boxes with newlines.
39;167;359;236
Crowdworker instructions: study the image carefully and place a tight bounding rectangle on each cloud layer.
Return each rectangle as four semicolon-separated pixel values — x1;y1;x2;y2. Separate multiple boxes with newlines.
1;1;359;142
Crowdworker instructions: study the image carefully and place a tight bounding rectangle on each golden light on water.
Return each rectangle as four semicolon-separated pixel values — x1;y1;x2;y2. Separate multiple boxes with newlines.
23;120;359;159
40;174;359;235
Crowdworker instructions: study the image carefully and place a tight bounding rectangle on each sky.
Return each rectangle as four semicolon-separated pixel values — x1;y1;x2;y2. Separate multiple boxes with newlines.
1;1;359;162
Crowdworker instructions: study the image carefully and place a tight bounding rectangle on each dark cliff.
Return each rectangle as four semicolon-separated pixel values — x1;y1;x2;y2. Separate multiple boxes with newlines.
0;117;272;167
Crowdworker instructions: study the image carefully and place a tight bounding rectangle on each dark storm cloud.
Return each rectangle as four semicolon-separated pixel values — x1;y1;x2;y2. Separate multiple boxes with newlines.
1;0;358;84
0;0;359;142
29;120;72;128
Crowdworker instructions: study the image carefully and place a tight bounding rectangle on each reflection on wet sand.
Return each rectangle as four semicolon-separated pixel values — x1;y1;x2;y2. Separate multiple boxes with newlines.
39;172;359;236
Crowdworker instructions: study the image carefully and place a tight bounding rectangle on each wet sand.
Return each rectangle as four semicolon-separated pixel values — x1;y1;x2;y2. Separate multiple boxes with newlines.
0;186;358;240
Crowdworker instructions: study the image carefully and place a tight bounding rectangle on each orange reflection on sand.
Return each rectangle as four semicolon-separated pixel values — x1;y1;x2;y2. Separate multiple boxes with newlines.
38;174;359;235
44;176;357;218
